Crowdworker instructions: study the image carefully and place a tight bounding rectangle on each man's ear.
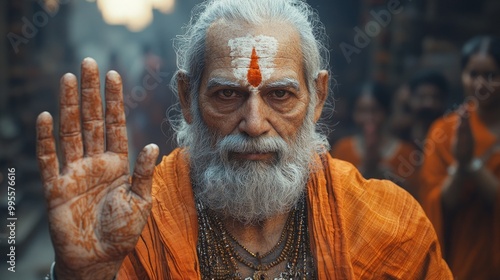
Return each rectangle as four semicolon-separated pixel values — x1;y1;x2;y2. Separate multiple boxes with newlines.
177;71;193;124
313;70;329;122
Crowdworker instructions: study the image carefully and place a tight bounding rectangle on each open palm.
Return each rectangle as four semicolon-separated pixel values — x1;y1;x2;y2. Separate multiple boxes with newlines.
36;58;159;279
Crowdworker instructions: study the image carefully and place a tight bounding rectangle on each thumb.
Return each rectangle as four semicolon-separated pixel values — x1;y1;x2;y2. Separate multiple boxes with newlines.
131;144;159;201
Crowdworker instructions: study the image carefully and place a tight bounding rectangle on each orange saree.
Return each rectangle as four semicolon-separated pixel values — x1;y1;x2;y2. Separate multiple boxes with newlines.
118;148;452;279
419;109;500;279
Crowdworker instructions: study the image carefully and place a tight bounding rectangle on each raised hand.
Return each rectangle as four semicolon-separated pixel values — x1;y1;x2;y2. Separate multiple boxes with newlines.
36;58;159;280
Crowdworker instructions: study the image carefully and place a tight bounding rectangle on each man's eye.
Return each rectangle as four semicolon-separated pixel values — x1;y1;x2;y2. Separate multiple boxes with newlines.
219;89;237;98
271;90;288;99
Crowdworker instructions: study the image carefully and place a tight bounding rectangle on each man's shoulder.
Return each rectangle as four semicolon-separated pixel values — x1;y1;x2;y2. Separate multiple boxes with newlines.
328;155;432;249
323;155;445;276
326;156;415;211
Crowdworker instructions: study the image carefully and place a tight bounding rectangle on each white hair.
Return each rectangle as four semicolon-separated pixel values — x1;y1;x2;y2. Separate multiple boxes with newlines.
169;0;331;146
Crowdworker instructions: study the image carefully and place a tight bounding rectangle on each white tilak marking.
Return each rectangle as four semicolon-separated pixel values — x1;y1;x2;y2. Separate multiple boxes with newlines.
227;35;279;87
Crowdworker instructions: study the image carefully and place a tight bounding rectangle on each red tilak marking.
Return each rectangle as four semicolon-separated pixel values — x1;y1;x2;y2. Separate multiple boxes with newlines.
247;47;262;87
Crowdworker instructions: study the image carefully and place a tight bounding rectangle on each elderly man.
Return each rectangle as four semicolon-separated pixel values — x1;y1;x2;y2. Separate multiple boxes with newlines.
36;0;452;279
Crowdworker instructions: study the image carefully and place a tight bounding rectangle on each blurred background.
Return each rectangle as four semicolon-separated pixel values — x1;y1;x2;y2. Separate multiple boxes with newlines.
1;0;500;279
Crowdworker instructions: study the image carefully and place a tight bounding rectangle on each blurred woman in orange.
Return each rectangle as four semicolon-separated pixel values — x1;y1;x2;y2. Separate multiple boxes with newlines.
420;36;500;279
331;82;416;193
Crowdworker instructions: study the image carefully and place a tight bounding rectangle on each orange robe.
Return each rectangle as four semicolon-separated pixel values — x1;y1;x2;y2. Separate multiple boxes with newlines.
331;136;418;196
117;148;452;279
419;109;500;279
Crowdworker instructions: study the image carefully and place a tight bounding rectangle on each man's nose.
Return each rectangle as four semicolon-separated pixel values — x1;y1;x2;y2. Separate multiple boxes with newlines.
238;94;271;137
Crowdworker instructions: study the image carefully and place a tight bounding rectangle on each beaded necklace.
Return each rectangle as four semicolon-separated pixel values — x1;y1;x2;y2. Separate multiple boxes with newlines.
196;195;316;280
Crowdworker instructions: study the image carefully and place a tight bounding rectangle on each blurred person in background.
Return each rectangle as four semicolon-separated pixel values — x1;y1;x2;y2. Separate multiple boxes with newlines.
330;82;417;194
408;70;449;149
390;83;413;143
420;35;500;279
327;90;356;146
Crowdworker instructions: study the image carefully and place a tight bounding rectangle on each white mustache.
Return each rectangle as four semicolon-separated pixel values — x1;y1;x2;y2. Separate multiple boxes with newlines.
216;134;288;159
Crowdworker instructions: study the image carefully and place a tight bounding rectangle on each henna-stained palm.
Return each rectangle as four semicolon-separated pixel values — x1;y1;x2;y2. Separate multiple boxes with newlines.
36;58;159;280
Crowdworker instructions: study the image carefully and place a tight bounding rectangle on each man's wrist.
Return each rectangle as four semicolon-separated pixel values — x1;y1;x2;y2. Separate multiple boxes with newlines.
48;261;119;280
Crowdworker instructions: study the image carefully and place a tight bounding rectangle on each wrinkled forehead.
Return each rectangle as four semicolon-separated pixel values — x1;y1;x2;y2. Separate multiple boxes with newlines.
206;19;300;56
204;20;303;86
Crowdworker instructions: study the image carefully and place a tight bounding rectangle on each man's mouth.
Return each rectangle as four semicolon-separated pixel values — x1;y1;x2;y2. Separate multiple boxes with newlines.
229;151;276;161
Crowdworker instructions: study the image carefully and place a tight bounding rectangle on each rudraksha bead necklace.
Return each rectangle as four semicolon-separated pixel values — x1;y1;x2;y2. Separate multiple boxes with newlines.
196;194;316;280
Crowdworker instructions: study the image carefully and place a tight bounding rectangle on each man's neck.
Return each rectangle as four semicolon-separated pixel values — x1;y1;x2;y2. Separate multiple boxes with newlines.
222;211;290;255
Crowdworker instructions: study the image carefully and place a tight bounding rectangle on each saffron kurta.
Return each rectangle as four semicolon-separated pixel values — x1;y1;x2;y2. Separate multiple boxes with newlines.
118;148;452;279
419;109;500;279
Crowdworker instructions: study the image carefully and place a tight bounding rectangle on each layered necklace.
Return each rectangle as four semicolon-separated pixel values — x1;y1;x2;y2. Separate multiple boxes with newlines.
196;195;316;280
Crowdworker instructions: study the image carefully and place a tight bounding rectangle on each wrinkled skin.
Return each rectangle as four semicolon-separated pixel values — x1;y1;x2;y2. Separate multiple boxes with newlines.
36;58;159;280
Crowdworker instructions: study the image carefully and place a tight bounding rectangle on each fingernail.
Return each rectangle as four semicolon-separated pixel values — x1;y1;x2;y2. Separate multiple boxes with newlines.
37;112;52;123
82;57;97;65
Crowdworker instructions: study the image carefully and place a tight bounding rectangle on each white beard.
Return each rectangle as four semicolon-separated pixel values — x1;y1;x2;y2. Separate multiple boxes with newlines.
182;92;329;224
183;101;328;224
